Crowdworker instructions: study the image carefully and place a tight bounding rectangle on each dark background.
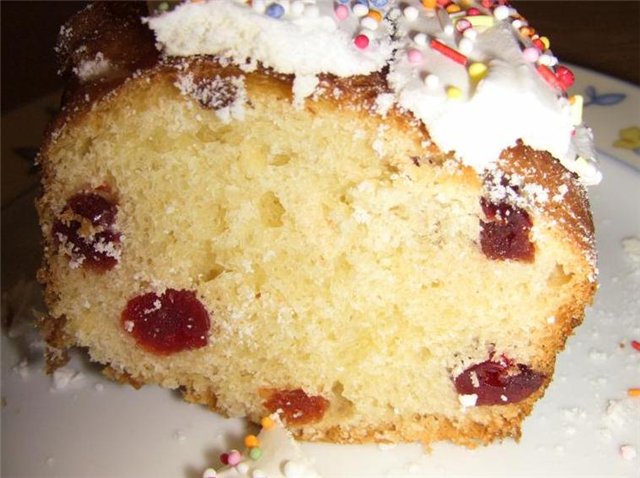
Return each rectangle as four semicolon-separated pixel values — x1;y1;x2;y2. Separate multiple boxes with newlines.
2;0;639;112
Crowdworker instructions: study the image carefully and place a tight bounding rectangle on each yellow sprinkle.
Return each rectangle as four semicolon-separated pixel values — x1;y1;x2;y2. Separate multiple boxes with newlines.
540;36;550;50
367;10;382;22
446;3;461;13
421;0;437;9
519;26;535;37
468;62;488;81
244;434;260;448
261;416;275;430
628;388;640;397
569;95;584;125
466;15;495;28
446;86;463;100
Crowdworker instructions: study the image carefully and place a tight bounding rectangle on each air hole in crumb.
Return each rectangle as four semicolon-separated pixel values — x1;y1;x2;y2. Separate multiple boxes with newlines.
269;153;291;166
547;264;574;287
331;381;355;417
203;263;227;282
259;192;285;227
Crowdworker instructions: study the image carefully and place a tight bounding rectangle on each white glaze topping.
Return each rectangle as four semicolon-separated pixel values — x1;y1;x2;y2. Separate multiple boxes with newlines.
207;414;321;478
146;0;601;185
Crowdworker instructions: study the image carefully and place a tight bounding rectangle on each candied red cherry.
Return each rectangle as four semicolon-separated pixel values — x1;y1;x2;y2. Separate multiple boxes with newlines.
264;388;329;425
122;289;210;355
52;191;121;271
479;198;534;262
454;357;545;406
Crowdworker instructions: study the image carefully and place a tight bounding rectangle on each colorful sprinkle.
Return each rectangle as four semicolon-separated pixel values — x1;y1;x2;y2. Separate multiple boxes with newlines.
367;9;383;22
421;0;437;8
414;32;428;46
539;36;550;50
631;340;640;352
202;468;217;478
407;48;424;64
493;5;511;21
465;15;495;30
244;434;260;448
403;5;419;21
424;73;440;90
536;64;563;90
261;416;276;430
466;7;481;16
249;447;263;460
361;16;379;30
554;65;575;89
446;85;463;99
458;37;474;55
354;33;370;49
522;46;540;63
569;95;583;125
265;2;284;18
369;0;388;7
334;4;348;20
628;388;640;398
430;38;468;65
352;1;369;16
456;18;472;33
445;3;461;13
227;450;242;466
236;463;249;474
468;62;488;81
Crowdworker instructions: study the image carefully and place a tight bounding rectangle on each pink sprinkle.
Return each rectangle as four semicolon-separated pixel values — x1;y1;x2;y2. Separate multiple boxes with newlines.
407;48;423;64
456;19;471;32
354;33;370;49
522;47;539;63
334;4;349;21
227;450;242;466
466;7;481;16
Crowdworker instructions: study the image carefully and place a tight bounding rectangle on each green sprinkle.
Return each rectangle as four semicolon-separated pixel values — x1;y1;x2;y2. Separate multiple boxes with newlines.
249;447;263;461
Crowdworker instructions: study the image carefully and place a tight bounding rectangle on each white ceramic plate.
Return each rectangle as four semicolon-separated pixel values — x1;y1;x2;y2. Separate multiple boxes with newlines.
2;65;639;478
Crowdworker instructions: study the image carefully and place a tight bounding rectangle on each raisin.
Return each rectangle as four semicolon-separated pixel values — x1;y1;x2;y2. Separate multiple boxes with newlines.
122;289;210;355
264;388;329;425
454;357;545;406
52;191;120;271
479;198;534;262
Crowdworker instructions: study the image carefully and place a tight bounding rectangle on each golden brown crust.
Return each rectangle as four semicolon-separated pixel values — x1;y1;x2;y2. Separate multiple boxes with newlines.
499;143;596;268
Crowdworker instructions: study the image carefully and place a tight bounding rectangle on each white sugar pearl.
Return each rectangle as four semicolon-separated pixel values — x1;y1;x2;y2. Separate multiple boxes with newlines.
424;74;440;90
361;16;379;31
403;6;419;21
463;28;477;40
202;468;217;478
458;37;474;55
353;3;369;16
493;5;510;20
413;32;428;46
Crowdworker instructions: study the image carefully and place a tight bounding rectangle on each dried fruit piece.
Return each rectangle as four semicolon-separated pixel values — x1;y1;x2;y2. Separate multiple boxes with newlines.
122;289;210;355
263;388;329;425
454;357;545;406
52;191;121;271
480;198;534;261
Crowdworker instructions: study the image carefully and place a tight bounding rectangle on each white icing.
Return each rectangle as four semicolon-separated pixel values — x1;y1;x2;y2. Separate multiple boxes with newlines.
212;414;321;478
146;1;394;77
146;0;601;185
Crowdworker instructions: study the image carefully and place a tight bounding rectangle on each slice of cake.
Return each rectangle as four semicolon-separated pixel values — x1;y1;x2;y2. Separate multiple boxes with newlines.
37;0;600;446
